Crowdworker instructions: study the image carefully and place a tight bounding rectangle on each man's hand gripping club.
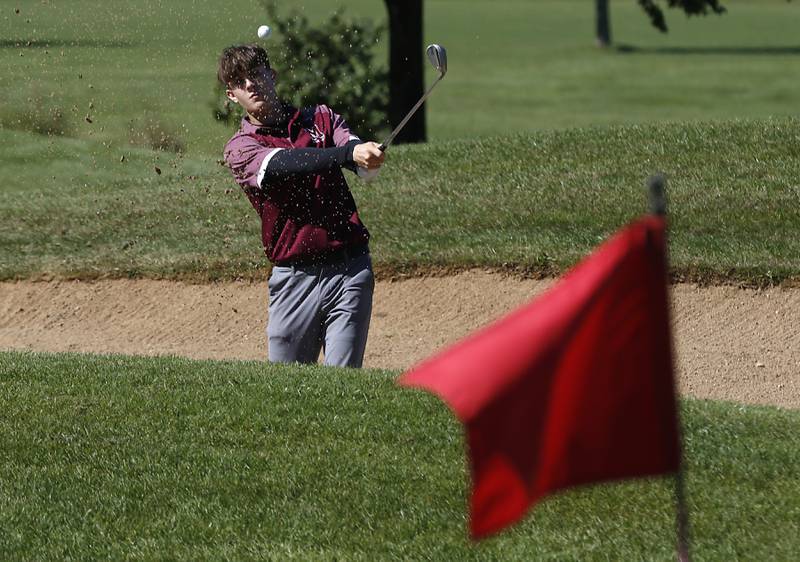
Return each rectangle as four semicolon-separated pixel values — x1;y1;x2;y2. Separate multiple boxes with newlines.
353;142;385;170
356;44;447;182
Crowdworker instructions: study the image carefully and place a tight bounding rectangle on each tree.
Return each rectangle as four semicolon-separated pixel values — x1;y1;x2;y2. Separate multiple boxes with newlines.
387;0;731;140
262;2;389;139
596;0;727;47
383;0;425;144
597;0;612;47
212;3;389;139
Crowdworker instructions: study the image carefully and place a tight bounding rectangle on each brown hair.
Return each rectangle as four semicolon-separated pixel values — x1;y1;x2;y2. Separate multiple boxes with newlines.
217;44;271;87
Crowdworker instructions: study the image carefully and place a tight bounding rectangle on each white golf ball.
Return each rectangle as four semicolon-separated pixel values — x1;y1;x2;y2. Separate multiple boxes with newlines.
257;25;271;39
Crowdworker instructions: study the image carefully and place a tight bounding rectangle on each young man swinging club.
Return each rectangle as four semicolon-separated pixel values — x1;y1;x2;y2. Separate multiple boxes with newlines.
219;44;385;368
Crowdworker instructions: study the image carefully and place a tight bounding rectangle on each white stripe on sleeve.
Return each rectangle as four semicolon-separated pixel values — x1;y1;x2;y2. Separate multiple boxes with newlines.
256;148;284;187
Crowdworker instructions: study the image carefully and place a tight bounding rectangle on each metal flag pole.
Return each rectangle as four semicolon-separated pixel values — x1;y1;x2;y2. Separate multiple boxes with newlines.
647;173;691;562
673;460;691;562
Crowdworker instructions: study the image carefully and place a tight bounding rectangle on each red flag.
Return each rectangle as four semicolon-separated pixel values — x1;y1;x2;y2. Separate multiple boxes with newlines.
398;215;680;539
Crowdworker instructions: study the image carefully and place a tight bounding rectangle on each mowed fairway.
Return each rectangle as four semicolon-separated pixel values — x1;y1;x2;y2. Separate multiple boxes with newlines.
2;1;799;284
2;120;799;283
2;0;800;559
2;0;800;154
1;352;800;561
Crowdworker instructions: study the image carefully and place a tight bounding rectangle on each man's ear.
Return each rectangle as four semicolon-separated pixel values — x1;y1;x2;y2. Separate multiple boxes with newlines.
225;88;239;104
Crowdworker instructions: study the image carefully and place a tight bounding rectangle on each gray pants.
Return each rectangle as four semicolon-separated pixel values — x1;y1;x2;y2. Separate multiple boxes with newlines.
267;253;374;368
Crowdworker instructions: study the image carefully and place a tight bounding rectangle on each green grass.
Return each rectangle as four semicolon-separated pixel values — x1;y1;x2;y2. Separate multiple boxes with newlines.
1;350;799;560
3;0;800;284
1;118;799;284
3;3;797;558
2;1;800;152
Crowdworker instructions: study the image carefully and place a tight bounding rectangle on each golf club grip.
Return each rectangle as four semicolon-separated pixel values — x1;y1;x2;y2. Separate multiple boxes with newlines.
378;144;387;152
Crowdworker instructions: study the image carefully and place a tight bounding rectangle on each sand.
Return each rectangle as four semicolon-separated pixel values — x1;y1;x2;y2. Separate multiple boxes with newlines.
1;273;798;408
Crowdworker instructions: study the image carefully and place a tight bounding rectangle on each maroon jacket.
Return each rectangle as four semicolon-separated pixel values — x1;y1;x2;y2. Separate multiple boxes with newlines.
223;105;369;264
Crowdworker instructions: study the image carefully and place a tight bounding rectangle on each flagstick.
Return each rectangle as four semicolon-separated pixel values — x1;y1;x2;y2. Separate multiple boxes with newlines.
673;462;691;562
647;173;667;217
647;174;691;562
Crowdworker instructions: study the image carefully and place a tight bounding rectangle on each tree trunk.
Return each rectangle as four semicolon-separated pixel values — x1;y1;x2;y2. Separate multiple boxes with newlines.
383;0;425;144
596;0;612;47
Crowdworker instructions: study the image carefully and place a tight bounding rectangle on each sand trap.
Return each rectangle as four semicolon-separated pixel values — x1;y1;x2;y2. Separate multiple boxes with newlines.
1;273;798;408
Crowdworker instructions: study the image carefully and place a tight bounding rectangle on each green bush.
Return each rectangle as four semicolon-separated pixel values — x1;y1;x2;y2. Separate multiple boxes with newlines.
210;83;242;127
213;1;389;139
0;96;73;137
128;114;186;153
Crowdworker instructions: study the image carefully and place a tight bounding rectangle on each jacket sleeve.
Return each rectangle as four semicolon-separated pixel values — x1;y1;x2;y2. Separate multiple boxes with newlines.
223;135;281;192
261;141;361;181
328;105;362;148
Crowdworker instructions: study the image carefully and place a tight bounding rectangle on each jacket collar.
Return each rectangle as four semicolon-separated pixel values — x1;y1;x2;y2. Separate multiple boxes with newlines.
240;104;299;137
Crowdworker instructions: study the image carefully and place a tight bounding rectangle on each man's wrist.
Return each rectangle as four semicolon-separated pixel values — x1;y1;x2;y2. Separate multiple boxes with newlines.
345;139;361;164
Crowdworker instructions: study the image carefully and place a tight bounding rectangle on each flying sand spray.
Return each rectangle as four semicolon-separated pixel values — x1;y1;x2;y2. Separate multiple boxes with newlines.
254;25;446;181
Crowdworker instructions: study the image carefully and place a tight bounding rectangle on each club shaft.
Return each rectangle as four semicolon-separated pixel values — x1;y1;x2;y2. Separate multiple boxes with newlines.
380;74;443;151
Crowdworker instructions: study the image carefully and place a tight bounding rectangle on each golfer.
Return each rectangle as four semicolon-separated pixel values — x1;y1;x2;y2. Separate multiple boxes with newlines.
219;44;385;368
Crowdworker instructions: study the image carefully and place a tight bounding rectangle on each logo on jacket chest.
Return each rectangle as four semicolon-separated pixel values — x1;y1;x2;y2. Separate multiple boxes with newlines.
304;124;326;145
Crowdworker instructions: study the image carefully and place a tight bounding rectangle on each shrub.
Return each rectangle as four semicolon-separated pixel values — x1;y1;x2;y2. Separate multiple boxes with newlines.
128;115;186;153
210;83;241;126
212;1;389;139
0;97;72;137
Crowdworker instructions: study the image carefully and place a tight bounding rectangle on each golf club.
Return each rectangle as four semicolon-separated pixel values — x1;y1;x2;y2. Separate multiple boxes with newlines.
379;44;448;152
357;44;447;180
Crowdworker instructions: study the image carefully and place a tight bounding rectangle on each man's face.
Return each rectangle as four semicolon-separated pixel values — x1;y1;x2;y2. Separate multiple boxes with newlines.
225;64;279;119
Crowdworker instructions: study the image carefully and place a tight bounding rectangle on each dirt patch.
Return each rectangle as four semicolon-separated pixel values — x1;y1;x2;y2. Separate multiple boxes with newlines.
1;273;798;408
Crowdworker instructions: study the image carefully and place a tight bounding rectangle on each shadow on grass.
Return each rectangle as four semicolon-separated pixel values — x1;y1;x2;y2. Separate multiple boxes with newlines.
616;44;800;56
0;39;132;49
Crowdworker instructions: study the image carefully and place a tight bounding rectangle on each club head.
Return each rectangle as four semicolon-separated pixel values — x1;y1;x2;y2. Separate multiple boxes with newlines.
426;44;447;77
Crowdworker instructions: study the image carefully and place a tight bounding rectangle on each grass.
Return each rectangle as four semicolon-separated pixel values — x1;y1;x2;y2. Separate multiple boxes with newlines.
2;1;800;153
0;350;799;560
3;0;800;284
3;3;797;558
1;118;798;284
